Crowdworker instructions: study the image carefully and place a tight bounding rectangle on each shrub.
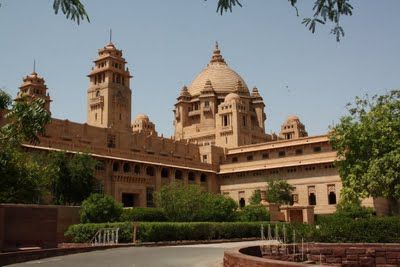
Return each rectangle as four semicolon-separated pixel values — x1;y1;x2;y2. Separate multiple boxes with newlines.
154;184;238;222
66;221;266;243
336;201;375;219
65;222;133;243
120;208;167;222
237;205;270;222
80;193;123;223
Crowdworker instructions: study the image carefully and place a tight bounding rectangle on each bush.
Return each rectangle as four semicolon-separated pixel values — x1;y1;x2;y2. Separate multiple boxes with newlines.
120;208;167;222
237;205;270;222
65;222;133;243
154;184;238;222
80;193;123;223
336;201;375;219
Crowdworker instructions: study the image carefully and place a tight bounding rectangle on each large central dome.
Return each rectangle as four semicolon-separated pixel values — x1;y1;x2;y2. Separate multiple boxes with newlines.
188;42;249;96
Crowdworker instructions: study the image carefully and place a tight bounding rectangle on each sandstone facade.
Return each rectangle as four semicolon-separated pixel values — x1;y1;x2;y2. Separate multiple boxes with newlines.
1;41;389;214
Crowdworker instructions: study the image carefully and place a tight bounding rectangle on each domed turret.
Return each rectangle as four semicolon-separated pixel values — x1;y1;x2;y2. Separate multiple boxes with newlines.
280;115;307;140
132;113;157;135
224;92;240;102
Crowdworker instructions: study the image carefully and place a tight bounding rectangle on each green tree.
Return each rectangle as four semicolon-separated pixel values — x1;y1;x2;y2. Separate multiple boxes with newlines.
329;90;400;214
266;179;294;205
238;205;270;222
53;0;90;24
213;0;353;41
154;184;238;222
50;151;99;205
80;193;123;223
0;89;52;204
0;90;51;146
249;189;261;205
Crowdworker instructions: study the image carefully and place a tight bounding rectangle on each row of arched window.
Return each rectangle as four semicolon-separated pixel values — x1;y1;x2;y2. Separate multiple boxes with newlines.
111;162;207;182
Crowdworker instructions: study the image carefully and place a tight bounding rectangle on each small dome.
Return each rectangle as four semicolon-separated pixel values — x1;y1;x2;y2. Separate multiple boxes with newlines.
225;93;240;102
285;115;300;123
135;113;149;123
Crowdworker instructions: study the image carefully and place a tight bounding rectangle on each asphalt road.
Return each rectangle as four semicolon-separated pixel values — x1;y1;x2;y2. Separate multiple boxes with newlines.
7;241;266;267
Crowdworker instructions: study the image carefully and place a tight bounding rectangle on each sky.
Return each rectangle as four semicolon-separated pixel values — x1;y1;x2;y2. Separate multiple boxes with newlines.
0;1;399;138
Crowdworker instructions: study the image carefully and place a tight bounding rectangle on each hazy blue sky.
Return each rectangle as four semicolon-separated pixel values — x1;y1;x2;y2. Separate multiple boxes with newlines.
1;1;399;137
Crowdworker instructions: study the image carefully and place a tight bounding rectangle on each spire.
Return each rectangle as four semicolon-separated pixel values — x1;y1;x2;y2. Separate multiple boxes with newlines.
32;59;37;76
109;28;112;43
209;41;226;65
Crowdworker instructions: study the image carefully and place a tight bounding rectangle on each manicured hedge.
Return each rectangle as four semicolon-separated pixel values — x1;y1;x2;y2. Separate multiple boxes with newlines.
65;222;264;243
120;208;167;222
65;216;400;244
312;216;400;243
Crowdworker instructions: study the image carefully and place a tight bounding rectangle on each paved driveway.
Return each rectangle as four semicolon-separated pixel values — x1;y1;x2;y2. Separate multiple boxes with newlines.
7;241;266;267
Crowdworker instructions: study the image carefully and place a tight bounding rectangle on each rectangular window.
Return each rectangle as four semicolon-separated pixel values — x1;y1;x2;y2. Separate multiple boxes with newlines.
232;157;238;163
204;101;210;107
313;146;322;152
246;155;253;161
146;188;154;207
278;151;286;157
202;155;208;163
223;115;229;126
295;149;303;155
262;153;269;159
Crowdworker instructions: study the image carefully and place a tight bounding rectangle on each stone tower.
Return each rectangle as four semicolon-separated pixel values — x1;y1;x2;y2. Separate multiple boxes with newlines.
87;42;132;131
279;115;308;140
16;70;51;113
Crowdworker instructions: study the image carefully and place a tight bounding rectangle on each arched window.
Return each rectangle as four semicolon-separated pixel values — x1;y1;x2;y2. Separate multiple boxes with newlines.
134;164;141;174
112;162;119;172
200;173;207;183
188;172;195;182
123;163;130;173
175;170;183;180
96;90;100;97
146;166;155;177
161;168;169;178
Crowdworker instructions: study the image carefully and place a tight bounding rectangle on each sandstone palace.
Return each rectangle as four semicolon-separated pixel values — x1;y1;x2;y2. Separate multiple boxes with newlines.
2;41;390;215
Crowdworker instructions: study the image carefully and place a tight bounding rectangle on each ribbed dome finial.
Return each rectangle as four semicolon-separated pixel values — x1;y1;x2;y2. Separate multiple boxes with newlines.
210;41;226;65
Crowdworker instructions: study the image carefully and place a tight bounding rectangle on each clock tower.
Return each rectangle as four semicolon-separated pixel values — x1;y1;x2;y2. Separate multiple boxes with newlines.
87;41;132;131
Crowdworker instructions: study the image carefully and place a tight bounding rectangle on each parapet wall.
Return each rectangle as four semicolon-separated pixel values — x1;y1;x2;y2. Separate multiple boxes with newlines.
0;204;80;252
224;243;400;267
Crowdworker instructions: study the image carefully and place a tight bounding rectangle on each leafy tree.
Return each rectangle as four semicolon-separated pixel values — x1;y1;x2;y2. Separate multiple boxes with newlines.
249;189;261;205
0;90;51;146
0;148;52;203
50;151;99;205
53;0;90;24
80;193;123;223
0;89;52;204
266;179;294;205
212;0;353;41
154;184;238;222
329;90;400;214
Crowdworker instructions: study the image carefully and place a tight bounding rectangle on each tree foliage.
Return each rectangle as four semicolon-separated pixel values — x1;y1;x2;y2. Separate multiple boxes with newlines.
213;0;353;41
329;90;400;214
249;189;261;205
80;193;123;223
53;0;90;24
0;90;51;146
154;184;238;222
266;179;294;205
50;151;99;205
